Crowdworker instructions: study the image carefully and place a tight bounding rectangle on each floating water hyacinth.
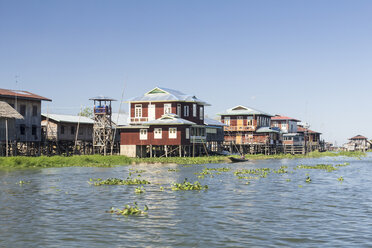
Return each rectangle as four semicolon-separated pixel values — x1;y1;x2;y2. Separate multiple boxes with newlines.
89;177;150;186
129;169;146;173
171;179;208;191
335;162;350;167
109;202;148;216
168;168;179;172
305;176;311;183
17;180;30;185
338;176;344;182
135;186;145;194
297;164;337;172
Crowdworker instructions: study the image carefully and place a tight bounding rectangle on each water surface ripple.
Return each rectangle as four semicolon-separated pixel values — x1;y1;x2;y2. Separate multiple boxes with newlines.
1;154;372;247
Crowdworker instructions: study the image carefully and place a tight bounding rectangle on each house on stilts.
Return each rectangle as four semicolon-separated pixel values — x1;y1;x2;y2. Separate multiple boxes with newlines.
218;105;280;154
119;87;211;157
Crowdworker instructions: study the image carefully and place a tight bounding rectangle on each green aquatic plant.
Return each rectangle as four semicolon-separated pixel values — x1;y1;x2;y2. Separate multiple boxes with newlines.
297;164;337;172
16;180;30;185
109;202;148;216
89;177;150;186
171;179;208;191
338;176;344;182
168;168;180;172
135;186;145;194
286;179;291;182
129;169;146;173
335;162;350;167
305;176;311;183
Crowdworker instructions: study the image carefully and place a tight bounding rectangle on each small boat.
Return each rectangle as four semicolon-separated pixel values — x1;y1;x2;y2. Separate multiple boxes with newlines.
229;157;249;163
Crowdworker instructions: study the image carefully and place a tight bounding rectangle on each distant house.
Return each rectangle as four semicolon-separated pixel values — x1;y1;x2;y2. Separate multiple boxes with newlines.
271;115;303;146
0;101;23;156
0;88;51;142
297;125;322;151
271;115;300;134
41;113;94;142
218;105;280;145
119;87;210;157
344;135;370;151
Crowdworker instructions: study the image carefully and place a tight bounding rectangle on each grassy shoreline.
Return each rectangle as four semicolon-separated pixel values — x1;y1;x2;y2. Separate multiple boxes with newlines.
0;151;367;169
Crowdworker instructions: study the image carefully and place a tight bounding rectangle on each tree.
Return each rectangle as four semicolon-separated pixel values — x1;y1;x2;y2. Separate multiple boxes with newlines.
78;107;93;118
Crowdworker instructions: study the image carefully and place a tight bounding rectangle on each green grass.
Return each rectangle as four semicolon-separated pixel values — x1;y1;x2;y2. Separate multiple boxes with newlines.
0;150;366;169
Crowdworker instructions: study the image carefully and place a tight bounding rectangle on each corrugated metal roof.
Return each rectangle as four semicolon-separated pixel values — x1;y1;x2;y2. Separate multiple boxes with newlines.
143;113;196;126
89;95;117;101
128;87;210;106
297;126;321;134
217;105;273;117
42;113;94;124
256;127;280;133
204;117;226;126
0;101;23;119
111;112;129;126
349;135;368;140
0;88;51;101
271;115;300;122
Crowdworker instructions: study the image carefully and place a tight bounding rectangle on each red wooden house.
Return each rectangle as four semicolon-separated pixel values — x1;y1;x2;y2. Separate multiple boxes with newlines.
119;87;210;157
218;105;280;145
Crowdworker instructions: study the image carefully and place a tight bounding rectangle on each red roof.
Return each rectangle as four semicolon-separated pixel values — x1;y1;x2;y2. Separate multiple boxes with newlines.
297;126;321;134
0;88;51;101
271;115;300;122
349;135;368;140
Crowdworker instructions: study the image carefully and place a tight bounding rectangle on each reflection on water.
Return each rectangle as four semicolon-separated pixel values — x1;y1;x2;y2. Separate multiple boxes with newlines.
1;155;372;247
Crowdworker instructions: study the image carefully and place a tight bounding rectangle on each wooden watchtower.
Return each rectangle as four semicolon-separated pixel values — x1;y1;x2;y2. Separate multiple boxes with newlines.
89;96;116;155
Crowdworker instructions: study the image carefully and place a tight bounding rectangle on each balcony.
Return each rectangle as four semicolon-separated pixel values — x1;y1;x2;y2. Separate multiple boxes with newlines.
130;117;148;124
190;136;207;144
224;126;256;132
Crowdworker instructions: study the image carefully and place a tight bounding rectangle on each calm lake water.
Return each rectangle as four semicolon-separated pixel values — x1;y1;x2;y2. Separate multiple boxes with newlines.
1;154;372;247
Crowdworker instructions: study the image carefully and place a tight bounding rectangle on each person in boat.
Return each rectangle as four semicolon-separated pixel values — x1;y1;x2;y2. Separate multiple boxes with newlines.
240;154;245;159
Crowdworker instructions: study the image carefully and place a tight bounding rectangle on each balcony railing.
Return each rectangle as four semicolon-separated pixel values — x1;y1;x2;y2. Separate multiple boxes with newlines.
190;136;206;144
130;117;149;123
224;126;256;132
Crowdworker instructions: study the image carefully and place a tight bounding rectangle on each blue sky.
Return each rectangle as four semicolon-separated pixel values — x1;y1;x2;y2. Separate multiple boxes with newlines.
1;0;372;145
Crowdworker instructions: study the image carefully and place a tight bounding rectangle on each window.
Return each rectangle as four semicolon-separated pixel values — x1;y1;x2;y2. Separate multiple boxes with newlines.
186;128;190;139
193;104;197;117
32;106;38;116
154;128;162;139
164;103;172;114
32;125;37;135
79;127;84;135
20;105;26;116
140;129;148;140
61;125;65;134
20;125;25;135
224;117;230;126
247;116;253;126
169;128;177;139
177;104;181;117
135;104;142;118
199;106;204;120
71;126;75;135
184;105;189;117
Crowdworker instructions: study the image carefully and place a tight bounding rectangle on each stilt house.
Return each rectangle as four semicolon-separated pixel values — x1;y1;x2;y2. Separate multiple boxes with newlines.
0;88;51;143
119;87;210;157
344;135;370;151
271;115;303;146
0;101;23;156
218;105;280;145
